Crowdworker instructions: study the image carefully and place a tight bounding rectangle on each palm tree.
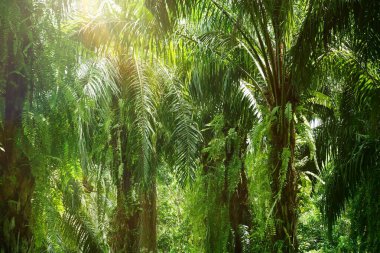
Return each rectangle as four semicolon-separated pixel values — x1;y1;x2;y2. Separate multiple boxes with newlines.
295;0;380;250
69;2;201;251
0;1;115;251
148;0;380;251
0;1;81;250
150;1;315;251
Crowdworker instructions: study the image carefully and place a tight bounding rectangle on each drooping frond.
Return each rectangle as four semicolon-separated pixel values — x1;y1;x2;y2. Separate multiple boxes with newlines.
59;179;104;253
116;56;158;186
325;137;379;226
318;49;380;246
60;210;104;253
77;57;120;174
293;0;380;71
169;79;202;185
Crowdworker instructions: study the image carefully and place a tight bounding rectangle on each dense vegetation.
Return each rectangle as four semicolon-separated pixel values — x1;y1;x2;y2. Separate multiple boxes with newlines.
0;0;379;252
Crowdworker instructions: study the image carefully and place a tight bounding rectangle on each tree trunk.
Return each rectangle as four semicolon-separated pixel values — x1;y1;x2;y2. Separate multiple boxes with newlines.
139;181;157;253
0;1;33;251
109;125;140;252
269;109;298;253
109;169;140;253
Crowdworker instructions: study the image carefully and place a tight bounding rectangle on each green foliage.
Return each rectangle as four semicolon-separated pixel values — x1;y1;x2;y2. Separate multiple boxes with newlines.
247;133;274;251
31;162;111;252
1;0;380;252
157;169;193;252
185;168;231;253
317;47;380;252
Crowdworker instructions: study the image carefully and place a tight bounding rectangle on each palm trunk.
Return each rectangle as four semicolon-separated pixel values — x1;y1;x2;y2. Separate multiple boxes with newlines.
269;109;298;253
109;125;140;252
109;168;140;252
139;181;157;253
0;2;33;251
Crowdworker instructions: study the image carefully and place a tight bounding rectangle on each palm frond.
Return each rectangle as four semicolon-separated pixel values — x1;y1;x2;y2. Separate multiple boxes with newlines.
169;82;202;185
60;210;104;253
67;1;158;53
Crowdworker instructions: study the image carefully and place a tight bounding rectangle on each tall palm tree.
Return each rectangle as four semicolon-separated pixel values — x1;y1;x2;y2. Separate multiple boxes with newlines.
150;0;317;251
69;2;202;251
0;1;80;250
149;0;380;251
0;1;115;251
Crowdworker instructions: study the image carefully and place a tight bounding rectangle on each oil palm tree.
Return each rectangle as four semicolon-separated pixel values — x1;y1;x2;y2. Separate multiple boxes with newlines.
0;1;120;251
150;0;314;251
149;0;380;251
296;0;380;250
0;1;82;250
68;2;202;251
